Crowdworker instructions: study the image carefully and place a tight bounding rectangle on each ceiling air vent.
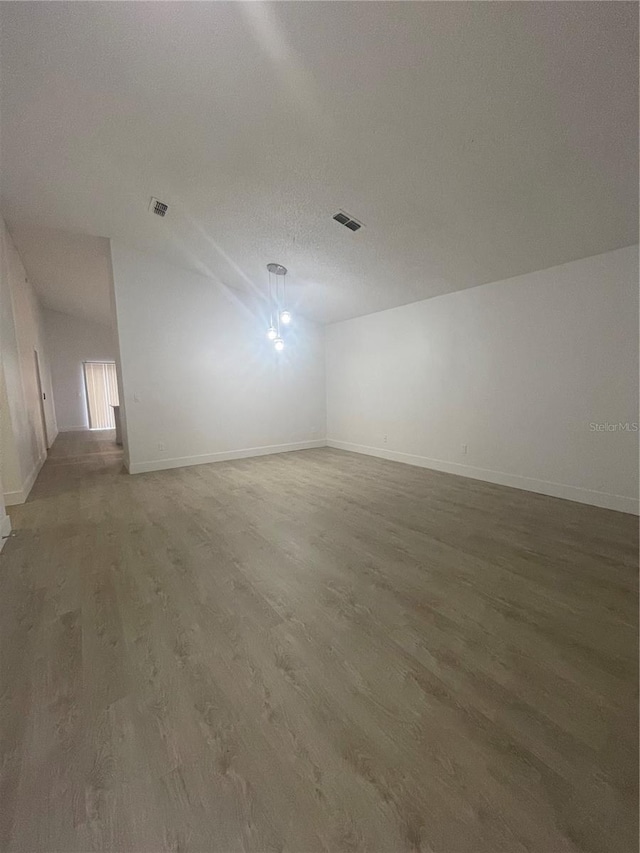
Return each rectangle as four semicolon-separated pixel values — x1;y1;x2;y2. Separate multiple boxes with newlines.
333;210;363;232
149;197;169;217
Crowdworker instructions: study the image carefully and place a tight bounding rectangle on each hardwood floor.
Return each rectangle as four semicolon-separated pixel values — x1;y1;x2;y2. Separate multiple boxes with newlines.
1;430;637;852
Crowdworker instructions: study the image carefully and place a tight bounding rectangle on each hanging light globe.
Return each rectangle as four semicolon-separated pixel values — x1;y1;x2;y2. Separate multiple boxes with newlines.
280;310;291;325
274;337;285;352
266;326;277;340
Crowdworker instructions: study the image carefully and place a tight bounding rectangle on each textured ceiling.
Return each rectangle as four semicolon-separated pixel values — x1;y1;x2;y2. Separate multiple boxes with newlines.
1;2;637;325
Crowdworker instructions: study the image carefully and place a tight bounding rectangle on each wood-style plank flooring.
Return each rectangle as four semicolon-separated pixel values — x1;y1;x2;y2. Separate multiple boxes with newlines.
1;430;637;852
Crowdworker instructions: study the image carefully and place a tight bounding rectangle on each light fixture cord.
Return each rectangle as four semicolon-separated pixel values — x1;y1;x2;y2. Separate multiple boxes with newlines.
276;272;281;336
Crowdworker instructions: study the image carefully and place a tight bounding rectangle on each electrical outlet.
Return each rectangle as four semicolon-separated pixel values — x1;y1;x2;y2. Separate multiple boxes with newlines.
462;444;468;455
383;434;388;445
157;442;165;451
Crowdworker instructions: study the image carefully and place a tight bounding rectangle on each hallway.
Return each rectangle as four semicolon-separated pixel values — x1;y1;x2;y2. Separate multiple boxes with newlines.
1;430;637;852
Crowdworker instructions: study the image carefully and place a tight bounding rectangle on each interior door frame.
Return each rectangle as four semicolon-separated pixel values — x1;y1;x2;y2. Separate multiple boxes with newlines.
33;348;49;450
83;360;98;430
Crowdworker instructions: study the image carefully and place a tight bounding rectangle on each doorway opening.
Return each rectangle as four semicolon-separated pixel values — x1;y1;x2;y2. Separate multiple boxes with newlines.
83;361;119;430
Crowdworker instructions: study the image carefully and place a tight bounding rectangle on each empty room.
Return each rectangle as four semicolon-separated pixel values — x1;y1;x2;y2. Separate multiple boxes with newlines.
0;2;637;852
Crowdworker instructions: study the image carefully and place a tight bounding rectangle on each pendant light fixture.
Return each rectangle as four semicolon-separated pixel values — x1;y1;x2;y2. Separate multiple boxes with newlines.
266;263;289;351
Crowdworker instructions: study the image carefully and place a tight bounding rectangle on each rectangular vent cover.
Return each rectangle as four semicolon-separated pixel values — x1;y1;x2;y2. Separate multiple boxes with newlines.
333;210;363;232
149;197;169;217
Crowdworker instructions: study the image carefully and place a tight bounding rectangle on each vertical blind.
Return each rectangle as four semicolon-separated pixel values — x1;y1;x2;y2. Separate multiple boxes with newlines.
84;361;119;430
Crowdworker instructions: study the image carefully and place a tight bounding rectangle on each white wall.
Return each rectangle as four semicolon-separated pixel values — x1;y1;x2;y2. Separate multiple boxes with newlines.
326;246;639;514
110;242;326;474
0;217;57;505
44;308;116;431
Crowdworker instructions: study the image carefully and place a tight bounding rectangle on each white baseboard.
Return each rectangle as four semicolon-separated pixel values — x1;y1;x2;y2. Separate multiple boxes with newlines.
327;439;639;515
128;439;327;475
0;513;12;551
4;451;47;506
3;489;23;506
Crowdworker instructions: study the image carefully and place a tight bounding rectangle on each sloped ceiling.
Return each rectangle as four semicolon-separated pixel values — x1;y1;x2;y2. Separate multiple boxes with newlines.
7;224;112;327
1;2;637;325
